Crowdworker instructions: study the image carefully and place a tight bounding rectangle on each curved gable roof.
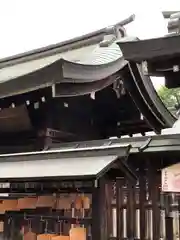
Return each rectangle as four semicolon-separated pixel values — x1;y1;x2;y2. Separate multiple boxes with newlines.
0;15;135;99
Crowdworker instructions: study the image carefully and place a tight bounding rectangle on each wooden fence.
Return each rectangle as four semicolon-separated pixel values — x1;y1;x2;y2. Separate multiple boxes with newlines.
109;166;180;240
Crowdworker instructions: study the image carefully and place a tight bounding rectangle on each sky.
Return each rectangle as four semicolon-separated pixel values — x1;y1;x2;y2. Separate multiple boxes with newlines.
0;0;179;90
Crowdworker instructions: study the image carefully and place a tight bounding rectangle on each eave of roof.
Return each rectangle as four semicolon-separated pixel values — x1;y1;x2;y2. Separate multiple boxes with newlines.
0;133;180;160
0;45;127;99
0;15;136;99
48;133;180;154
0;155;118;180
0;146;131;180
118;34;180;62
162;11;180;19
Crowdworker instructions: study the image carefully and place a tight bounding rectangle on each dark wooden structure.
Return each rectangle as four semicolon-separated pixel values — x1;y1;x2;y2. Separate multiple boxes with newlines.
0;134;179;239
0;145;133;240
0;13;180;240
0;15;177;154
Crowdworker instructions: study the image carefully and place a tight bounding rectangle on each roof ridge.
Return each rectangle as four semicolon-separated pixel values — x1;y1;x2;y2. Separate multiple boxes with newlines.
0;14;135;67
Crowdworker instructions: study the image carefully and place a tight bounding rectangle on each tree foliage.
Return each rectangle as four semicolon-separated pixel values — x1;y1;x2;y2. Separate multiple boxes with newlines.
158;86;180;109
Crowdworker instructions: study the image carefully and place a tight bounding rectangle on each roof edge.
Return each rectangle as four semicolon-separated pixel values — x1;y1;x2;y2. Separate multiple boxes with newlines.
162;11;180;19
0;14;135;68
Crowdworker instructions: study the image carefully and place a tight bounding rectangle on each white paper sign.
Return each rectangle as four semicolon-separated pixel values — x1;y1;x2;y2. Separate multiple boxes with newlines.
162;163;180;192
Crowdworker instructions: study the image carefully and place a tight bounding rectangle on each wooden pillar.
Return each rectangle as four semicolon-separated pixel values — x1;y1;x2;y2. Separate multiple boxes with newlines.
149;164;160;240
92;178;106;240
92;179;101;240
166;216;173;240
139;168;146;240
105;180;113;239
3;215;9;240
165;195;174;240
127;179;135;239
116;179;124;240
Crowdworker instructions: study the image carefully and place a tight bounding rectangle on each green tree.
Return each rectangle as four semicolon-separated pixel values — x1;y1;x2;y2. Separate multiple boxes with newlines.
158;86;180;110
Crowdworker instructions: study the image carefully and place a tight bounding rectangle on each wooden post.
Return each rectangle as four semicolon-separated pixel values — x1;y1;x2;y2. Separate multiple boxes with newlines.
116;178;124;240
127;179;135;239
92;178;106;240
92;179;100;240
139;167;146;240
